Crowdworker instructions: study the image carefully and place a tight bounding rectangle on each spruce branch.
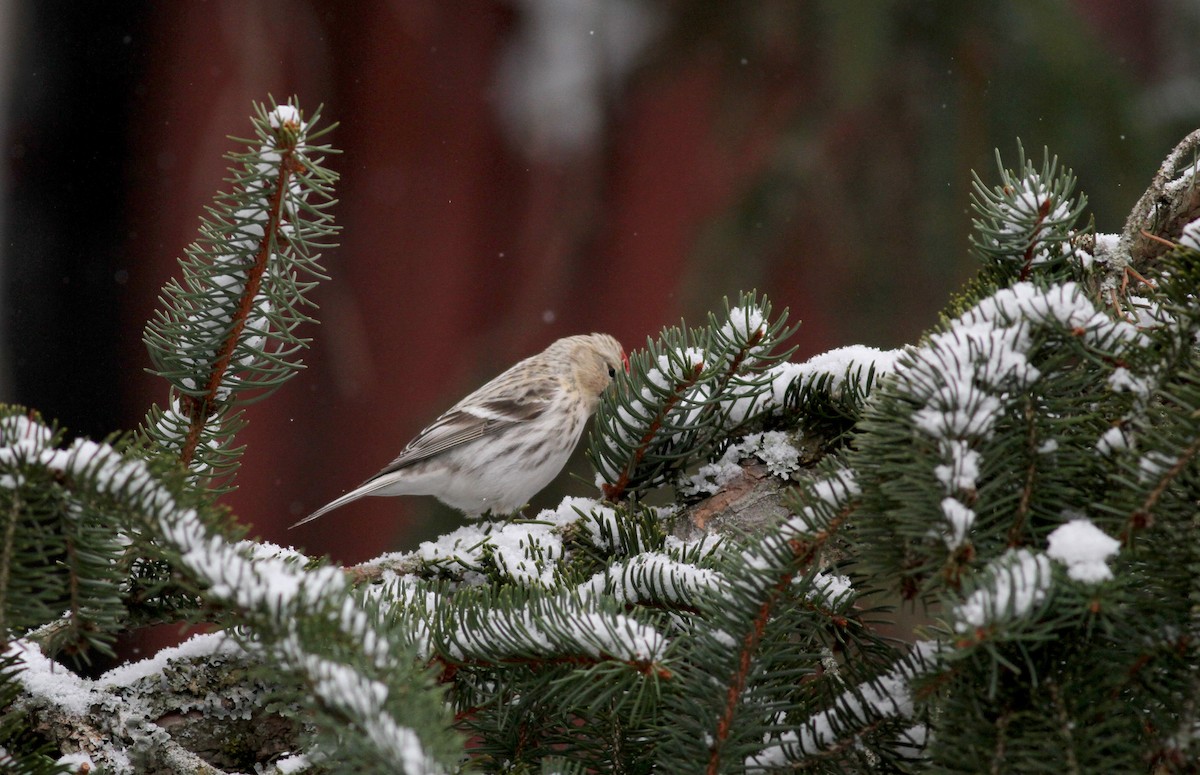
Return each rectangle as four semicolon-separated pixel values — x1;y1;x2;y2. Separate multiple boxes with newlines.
654;464;904;771
0;408;160;662
853;282;1145;596
141;98;339;492
3;401;454;771
970;143;1087;285
590;292;798;502
1125;433;1200;544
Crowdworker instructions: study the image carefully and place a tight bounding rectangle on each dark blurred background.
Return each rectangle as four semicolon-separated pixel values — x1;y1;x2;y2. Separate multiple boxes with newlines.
2;1;1198;564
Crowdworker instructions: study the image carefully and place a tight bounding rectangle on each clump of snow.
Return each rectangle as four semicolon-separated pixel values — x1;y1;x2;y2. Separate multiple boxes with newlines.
1046;518;1120;583
767;345;904;408
721;305;766;344
803;572;854;608
680;445;745;496
6;640;95;716
1097;426;1129;456
1139;450;1177;483
0;413;54;467
275;754;312;774
681;431;801;496
269;104;301;128
1091;232;1122;267
933;440;981;495
940;498;976;550
953;550;1051;633
748;432;802;477
1108;367;1153;398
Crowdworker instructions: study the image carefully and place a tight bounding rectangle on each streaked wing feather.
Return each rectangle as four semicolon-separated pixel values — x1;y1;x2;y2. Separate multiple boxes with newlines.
373;392;553;477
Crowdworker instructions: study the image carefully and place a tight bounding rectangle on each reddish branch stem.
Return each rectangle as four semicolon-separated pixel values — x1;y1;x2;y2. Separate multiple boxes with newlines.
1124;434;1200;543
603;330;764;502
704;507;850;774
603;362;705;501
1018;196;1053;282
178;130;300;469
710;328;764;401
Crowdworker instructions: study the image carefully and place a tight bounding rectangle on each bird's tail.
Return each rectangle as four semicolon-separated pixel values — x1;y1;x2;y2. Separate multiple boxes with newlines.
289;476;397;529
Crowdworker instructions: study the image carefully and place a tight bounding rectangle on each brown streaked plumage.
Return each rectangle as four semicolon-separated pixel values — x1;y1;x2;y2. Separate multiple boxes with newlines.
291;333;626;527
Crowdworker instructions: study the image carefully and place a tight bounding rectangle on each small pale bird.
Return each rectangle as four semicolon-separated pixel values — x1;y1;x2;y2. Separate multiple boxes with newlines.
291;333;626;528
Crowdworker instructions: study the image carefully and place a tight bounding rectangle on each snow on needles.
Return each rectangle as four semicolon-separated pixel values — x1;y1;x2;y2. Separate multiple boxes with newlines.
896;282;1144;549
0;417;439;770
397;497;689;667
785;469;860;537
1180;216;1200;251
443;597;667;665
597;346;709;481
581;551;722;608
300;655;439;773
767;345;904;409
953;549;1051;633
721;304;767;347
746;641;941;765
414;496;639;584
990;170;1078;268
167;103;313;396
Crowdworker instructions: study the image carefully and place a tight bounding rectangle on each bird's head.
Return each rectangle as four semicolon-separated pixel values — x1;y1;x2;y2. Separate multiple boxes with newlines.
566;333;626;412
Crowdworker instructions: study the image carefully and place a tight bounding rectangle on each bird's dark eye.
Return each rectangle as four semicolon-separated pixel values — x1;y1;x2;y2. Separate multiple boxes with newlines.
607;365;617;379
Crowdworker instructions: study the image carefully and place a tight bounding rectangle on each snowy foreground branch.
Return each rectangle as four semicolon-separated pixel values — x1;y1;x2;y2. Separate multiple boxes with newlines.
4;108;1200;773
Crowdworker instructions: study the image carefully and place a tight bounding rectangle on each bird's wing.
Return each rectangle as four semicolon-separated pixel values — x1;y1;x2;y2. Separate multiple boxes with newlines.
374;392;553;476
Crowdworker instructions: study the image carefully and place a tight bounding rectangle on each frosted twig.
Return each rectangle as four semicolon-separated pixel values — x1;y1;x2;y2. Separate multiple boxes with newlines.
1121;128;1200;266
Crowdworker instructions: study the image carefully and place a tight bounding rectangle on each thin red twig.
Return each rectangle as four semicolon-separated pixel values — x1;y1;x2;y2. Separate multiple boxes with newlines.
704;506;851;774
602;362;705;501
178;125;301;468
